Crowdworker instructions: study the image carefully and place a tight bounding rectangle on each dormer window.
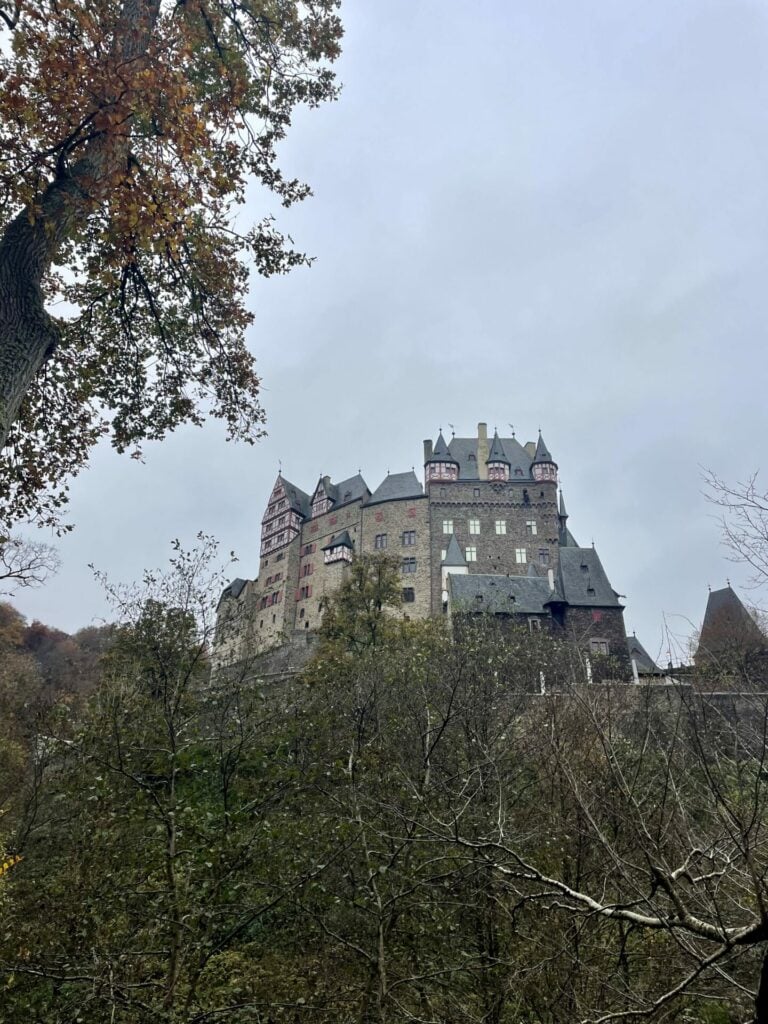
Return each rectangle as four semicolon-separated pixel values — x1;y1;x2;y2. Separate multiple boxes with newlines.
324;544;352;564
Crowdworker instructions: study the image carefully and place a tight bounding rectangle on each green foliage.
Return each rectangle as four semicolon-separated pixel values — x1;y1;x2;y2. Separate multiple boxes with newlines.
2;566;768;1022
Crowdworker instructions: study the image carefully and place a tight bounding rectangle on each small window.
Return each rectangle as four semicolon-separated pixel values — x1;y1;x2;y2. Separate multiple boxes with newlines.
305;621;310;629
401;557;417;574
441;549;447;561
402;587;415;603
495;520;506;535
440;487;446;497
402;530;416;546
442;520;453;534
465;546;477;562
299;608;305;619
590;639;609;656
581;563;589;573
475;594;484;605
538;549;549;566
515;548;527;564
276;552;284;561
526;520;537;535
468;519;480;535
375;533;387;549
529;618;541;632
473;487;480;497
259;619;263;628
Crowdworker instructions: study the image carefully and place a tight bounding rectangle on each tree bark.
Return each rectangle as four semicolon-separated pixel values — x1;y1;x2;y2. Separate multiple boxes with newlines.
0;0;161;452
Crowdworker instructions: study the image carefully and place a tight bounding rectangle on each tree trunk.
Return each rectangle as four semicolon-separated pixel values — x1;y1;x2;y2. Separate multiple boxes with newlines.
0;0;162;452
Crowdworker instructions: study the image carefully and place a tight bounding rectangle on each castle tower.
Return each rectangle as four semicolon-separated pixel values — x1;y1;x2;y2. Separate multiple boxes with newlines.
425;430;459;485
486;430;510;481
531;432;558;483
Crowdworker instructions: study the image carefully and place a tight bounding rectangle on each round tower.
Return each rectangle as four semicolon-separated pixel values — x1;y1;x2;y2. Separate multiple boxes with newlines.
425;430;459;484
486;429;510;481
531;431;558;483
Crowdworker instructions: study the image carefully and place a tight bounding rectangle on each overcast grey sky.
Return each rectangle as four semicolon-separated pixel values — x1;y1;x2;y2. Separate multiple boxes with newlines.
12;0;768;662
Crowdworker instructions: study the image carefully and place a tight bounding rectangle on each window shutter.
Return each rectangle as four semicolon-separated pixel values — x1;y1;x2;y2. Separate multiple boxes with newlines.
308;585;313;598
294;589;300;602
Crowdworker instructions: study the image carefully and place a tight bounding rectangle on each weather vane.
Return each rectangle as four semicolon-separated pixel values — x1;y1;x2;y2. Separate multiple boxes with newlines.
508;422;515;437
448;422;455;437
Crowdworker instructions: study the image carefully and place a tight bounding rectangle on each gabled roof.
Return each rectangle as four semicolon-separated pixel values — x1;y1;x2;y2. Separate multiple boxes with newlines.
427;431;458;464
557;547;622;608
532;432;555;465
449;573;553;615
504;437;533;479
333;473;370;507
322;529;354;551
217;578;249;608
365;471;424;506
487;432;509;464
627;634;661;674
442;534;467;567
280;476;311;518
696;586;766;659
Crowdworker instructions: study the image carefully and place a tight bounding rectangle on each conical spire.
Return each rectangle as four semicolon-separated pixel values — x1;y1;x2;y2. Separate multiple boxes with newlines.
427;430;458;464
442;534;467;567
532;431;554;464
486;430;509;464
559;489;568;519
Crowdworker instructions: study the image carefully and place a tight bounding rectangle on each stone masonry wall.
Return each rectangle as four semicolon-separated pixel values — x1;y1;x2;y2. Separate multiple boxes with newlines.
565;606;631;680
294;499;365;632
427;478;560;612
360;496;431;621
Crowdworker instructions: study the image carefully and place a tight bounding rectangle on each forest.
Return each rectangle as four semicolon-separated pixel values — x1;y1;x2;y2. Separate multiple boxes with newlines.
1;551;767;1024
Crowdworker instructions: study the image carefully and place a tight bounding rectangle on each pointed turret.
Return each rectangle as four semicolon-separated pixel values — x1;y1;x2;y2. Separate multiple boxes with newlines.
425;430;459;485
531;431;558;483
559;489;568;519
443;534;467;567
486;430;510;481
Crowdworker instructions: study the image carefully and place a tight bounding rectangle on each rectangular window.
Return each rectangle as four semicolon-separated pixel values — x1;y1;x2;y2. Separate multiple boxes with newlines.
538;549;549;566
590;639;609;656
441;549;447;562
401;557;417;574
299;584;313;600
529;618;541;632
495;520;506;535
473;487;481;497
402;530;416;546
468;519;480;535
515;548;527;564
301;563;313;577
375;533;387;549
442;519;453;534
402;587;415;603
526;520;537;535
465;546;477;562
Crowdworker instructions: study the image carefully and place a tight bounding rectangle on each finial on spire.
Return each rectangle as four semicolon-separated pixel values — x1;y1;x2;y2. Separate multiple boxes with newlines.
278;459;282;474
726;578;731;587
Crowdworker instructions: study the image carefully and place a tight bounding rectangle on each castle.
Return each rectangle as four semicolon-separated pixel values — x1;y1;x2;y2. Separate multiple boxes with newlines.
216;422;644;676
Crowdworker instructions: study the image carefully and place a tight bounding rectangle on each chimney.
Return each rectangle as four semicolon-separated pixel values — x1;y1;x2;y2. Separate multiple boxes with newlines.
477;422;489;480
423;439;433;463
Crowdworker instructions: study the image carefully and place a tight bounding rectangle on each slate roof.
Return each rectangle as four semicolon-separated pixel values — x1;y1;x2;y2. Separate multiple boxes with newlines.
365;471;424;506
557;547;622;608
559;490;568;518
217;578;249;608
532;433;554;465
331;473;370;507
560;527;580;548
449;573;553;615
696;586;766;658
322;529;354;551
627;634;661;674
442;534;467;567
427;431;458;464
281;477;311;518
441;435;533;480
487;432;509;464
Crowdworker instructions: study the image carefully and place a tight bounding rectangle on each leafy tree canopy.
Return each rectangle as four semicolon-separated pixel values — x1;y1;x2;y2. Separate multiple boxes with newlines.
0;0;342;527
